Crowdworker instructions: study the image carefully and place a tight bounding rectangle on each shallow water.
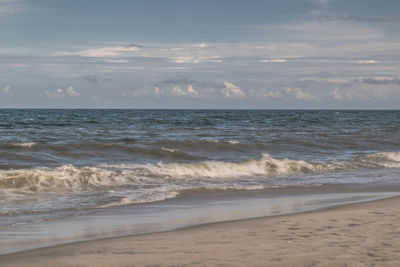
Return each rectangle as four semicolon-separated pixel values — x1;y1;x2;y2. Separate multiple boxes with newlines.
1;185;399;255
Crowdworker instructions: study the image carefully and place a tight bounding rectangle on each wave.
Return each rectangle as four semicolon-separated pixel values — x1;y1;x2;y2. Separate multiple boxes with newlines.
97;197;133;208
1;152;399;194
160;147;180;153
154;139;247;151
0;142;206;161
96;190;181;208
356;152;400;168
203;139;240;144
4;143;37;149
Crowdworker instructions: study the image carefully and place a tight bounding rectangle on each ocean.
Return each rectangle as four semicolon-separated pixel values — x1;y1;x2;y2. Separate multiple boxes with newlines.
1;109;400;254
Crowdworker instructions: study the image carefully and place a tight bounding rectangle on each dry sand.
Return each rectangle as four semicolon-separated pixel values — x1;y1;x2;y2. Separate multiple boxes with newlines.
2;196;400;266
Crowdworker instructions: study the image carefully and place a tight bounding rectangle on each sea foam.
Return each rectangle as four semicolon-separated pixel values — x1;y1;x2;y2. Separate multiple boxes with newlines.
0;152;399;194
10;143;36;149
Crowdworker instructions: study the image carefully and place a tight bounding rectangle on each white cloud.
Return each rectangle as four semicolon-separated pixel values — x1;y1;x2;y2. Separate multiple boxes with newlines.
154;86;161;95
221;82;245;98
187;85;199;95
192;43;207;48
130;85;199;98
2;85;11;95
171;56;222;64
355;60;378;64
255;86;331;101
171;56;195;64
254;20;385;48
100;59;129;63
249;89;283;98
56;43;223;63
263;90;283;98
329;82;400;101
55;46;141;58
330;87;354;100
362;77;400;85
171;86;184;95
171;85;198;96
130;88;149;97
65;86;80;97
285;87;318;101
53;30;400;66
42;88;63;99
42;86;80;99
259;59;287;63
55;42;294;61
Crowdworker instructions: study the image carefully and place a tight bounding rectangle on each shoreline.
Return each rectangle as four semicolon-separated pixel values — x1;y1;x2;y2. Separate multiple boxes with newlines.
2;195;400;266
1;184;399;256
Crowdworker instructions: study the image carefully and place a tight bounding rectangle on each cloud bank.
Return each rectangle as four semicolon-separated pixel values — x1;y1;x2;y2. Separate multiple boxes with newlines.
42;86;80;99
221;82;245;98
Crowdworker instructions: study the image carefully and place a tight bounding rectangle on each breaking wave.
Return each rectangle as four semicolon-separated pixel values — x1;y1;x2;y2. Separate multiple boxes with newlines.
1;152;399;193
5;143;37;149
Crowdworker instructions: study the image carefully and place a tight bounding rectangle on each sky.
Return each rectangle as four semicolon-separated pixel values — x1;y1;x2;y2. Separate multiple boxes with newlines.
1;0;400;109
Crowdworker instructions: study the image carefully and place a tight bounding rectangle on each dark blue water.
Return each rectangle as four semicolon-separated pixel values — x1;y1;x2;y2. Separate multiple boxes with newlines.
1;109;399;167
0;109;400;226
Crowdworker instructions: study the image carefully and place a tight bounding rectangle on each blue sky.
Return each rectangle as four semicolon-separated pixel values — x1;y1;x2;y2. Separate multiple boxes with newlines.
1;0;400;108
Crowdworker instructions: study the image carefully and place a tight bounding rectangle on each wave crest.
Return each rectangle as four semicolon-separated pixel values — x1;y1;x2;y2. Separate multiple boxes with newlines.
141;154;329;178
6;143;36;149
1;152;399;193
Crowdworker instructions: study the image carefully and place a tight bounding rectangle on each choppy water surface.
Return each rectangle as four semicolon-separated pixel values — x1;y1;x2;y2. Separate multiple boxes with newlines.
1;109;400;227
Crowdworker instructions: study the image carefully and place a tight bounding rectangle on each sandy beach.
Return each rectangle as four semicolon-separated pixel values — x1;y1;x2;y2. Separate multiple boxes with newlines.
1;196;400;266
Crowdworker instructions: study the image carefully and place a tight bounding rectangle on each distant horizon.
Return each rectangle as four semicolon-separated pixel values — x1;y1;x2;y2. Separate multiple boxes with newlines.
1;108;400;111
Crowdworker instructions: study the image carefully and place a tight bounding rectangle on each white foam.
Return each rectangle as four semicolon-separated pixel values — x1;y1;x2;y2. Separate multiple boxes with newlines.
98;197;133;208
232;184;264;190
11;142;36;148
360;152;400;168
1;152;399;195
141;154;331;179
227;140;240;145
133;190;180;204
0;165;121;192
161;147;179;153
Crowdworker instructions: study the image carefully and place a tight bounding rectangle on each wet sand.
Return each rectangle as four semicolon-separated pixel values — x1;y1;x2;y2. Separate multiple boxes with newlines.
2;196;400;266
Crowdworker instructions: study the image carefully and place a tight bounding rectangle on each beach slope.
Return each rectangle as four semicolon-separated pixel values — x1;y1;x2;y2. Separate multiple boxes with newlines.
2;197;400;266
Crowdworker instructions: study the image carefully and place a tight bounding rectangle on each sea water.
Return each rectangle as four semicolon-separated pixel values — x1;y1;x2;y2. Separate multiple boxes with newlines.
1;109;400;253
